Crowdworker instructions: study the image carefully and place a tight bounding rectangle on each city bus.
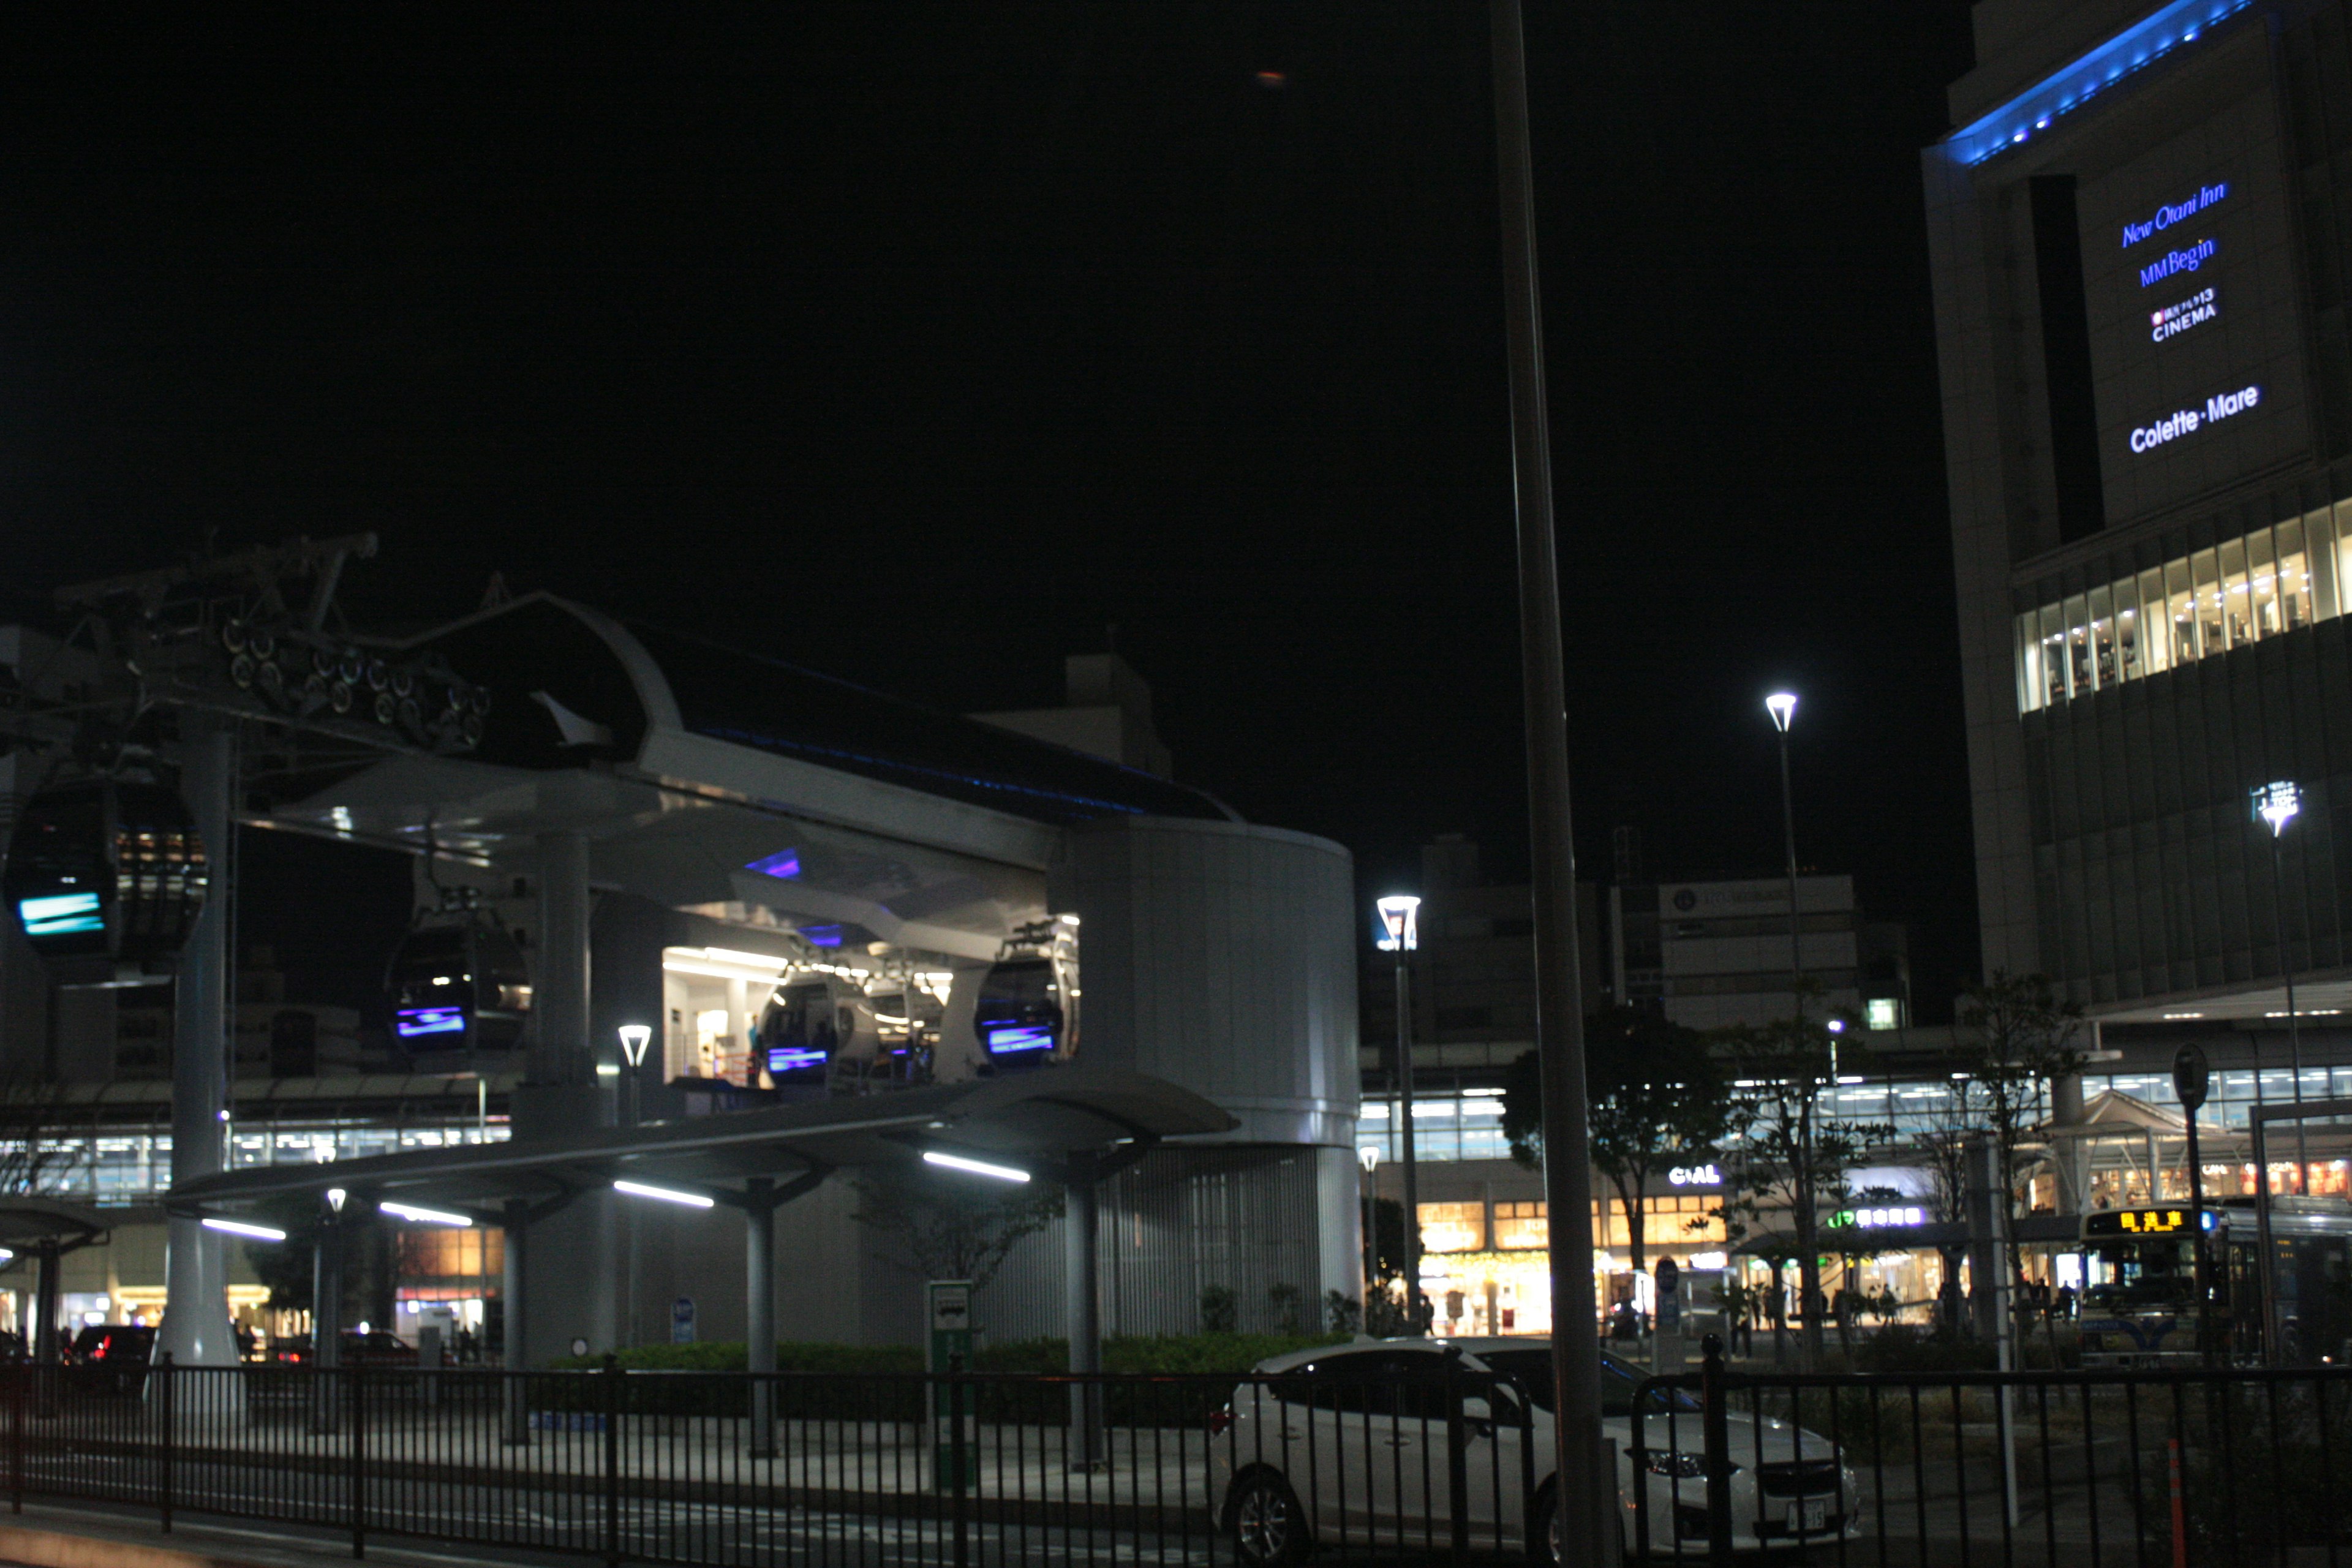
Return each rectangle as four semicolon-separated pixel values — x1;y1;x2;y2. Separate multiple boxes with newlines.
2078;1197;2352;1365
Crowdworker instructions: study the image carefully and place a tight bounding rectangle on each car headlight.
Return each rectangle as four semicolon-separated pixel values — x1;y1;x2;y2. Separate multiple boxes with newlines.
1642;1452;1708;1479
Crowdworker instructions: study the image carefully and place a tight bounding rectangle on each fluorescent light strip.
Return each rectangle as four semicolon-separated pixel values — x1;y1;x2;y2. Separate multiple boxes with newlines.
380;1200;474;1227
203;1217;287;1242
614;1179;715;1208
923;1150;1031;1184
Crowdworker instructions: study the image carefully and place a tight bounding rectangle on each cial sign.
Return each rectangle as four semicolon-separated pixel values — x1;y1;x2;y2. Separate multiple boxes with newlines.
1668;1164;1721;1187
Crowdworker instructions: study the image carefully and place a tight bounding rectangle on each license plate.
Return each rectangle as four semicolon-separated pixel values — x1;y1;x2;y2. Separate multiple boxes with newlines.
1789;1498;1829;1532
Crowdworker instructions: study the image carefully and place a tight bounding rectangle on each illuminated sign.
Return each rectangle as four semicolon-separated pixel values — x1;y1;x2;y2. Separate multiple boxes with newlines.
1827;1206;1926;1229
394;1006;467;1039
986;1025;1055;1054
744;850;801;880
2083;1206;2215;1237
2138;236;2217;288
2129;385;2260;453
2150;287;2217;342
766;1046;825;1073
2122;182;2229;247
1668;1164;1721;1187
18;892;102;937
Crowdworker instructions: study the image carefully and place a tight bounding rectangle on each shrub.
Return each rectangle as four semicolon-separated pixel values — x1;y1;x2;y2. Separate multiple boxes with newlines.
1853;1324;1996;1374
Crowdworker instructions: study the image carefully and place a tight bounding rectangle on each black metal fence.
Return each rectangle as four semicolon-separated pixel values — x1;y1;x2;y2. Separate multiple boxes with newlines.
1631;1349;2352;1568
9;1352;2349;1567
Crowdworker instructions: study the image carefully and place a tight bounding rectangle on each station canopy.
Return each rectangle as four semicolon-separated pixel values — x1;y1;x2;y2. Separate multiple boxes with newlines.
168;1068;1237;1219
250;594;1235;962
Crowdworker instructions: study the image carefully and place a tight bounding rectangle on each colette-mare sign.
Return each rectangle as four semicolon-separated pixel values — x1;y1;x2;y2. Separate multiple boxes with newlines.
2130;384;2261;453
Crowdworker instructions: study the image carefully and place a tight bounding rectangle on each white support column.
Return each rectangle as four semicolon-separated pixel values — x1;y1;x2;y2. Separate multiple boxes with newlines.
533;831;592;1090
160;715;238;1370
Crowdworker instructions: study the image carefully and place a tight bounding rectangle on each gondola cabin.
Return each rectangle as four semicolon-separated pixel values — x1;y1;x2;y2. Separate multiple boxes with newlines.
3;779;208;976
387;918;531;1055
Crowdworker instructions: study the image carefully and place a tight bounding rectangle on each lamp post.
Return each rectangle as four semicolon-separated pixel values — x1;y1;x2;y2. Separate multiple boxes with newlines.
618;1024;654;1131
1376;895;1425;1330
2253;782;2310;1192
1765;692;1803;1020
617;1024;652;1347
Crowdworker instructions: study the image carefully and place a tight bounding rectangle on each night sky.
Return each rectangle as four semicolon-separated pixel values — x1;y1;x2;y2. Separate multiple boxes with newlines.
0;5;1985;1017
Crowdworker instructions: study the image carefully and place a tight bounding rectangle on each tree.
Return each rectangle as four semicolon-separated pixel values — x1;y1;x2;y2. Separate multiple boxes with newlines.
1713;1015;1892;1368
1503;1009;1733;1278
0;1063;78;1199
850;1167;1064;1292
1913;1069;1988;1333
1958;972;2085;1329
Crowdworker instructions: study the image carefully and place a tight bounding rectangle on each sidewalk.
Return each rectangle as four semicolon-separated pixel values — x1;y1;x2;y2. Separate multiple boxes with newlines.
0;1501;578;1568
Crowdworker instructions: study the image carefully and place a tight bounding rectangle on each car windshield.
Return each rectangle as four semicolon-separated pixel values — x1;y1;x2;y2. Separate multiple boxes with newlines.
1474;1349;1700;1417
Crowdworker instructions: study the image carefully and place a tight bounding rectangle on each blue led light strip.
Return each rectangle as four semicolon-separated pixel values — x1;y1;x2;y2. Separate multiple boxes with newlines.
1951;0;2257;167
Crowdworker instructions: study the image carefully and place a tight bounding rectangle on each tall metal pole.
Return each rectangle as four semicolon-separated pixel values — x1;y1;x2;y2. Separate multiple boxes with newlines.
1778;729;1801;1006
1490;0;1605;1558
1396;954;1423;1330
2271;831;2310;1191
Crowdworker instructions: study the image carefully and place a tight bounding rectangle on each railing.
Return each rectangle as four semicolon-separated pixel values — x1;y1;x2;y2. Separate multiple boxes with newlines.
12;1350;2349;1566
1633;1341;2352;1568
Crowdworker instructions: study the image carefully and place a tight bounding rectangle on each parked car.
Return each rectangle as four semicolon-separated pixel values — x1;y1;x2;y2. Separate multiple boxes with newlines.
1209;1337;1860;1564
65;1324;156;1395
263;1330;418;1368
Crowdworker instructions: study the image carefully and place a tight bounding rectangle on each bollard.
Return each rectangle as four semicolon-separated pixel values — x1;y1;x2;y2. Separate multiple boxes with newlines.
2168;1438;2187;1568
603;1355;622;1568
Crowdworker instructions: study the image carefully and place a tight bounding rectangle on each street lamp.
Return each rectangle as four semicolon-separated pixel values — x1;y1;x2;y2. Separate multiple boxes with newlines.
612;1028;655;1353
618;1024;654;1131
1765;693;1803;1020
1376;894;1426;1331
2253;782;2310;1192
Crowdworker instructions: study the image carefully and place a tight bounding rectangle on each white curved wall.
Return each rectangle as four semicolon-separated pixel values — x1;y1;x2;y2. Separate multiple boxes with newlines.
1053;816;1359;1147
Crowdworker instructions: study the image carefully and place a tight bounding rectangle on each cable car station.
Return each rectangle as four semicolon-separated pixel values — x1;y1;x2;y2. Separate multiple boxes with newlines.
0;541;1363;1369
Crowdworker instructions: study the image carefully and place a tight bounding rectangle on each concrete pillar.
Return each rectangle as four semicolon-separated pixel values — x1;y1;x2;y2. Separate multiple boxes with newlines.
745;1178;775;1457
502;1197;529;1444
1966;1133;2004;1344
532;831;592;1088
161;716;238;1369
1065;1153;1104;1469
31;1240;59;1364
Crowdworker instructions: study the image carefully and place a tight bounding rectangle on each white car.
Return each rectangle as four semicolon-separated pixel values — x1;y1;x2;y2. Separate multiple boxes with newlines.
1208;1337;1861;1564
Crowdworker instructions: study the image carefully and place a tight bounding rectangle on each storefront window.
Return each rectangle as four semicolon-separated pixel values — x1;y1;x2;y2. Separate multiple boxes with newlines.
2088;584;2117;686
1493;1200;1547;1250
2064;593;2093;695
2248;526;2280;638
2017;505;2350;712
2136;567;2168;673
2191;549;2223;660
2167;558;2198;665
2040;604;2066;707
2219;538;2252;647
1417;1200;1485;1254
2277;518;2312;630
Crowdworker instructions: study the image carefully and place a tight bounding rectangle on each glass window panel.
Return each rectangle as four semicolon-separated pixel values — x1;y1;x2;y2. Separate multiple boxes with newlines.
2310;507;2342;622
2247;526;2280;639
2064;593;2094;694
2219;537;2252;647
2138;567;2169;673
2277;516;2312;630
2018;612;2042;712
2192;548;2223;657
2040;603;2067;706
2116;576;2146;679
2089;584;2118;686
2166;559;2198;664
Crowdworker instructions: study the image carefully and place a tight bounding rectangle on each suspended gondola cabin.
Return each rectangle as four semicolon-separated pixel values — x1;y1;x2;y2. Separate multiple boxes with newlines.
386;915;531;1056
3;779;208;978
